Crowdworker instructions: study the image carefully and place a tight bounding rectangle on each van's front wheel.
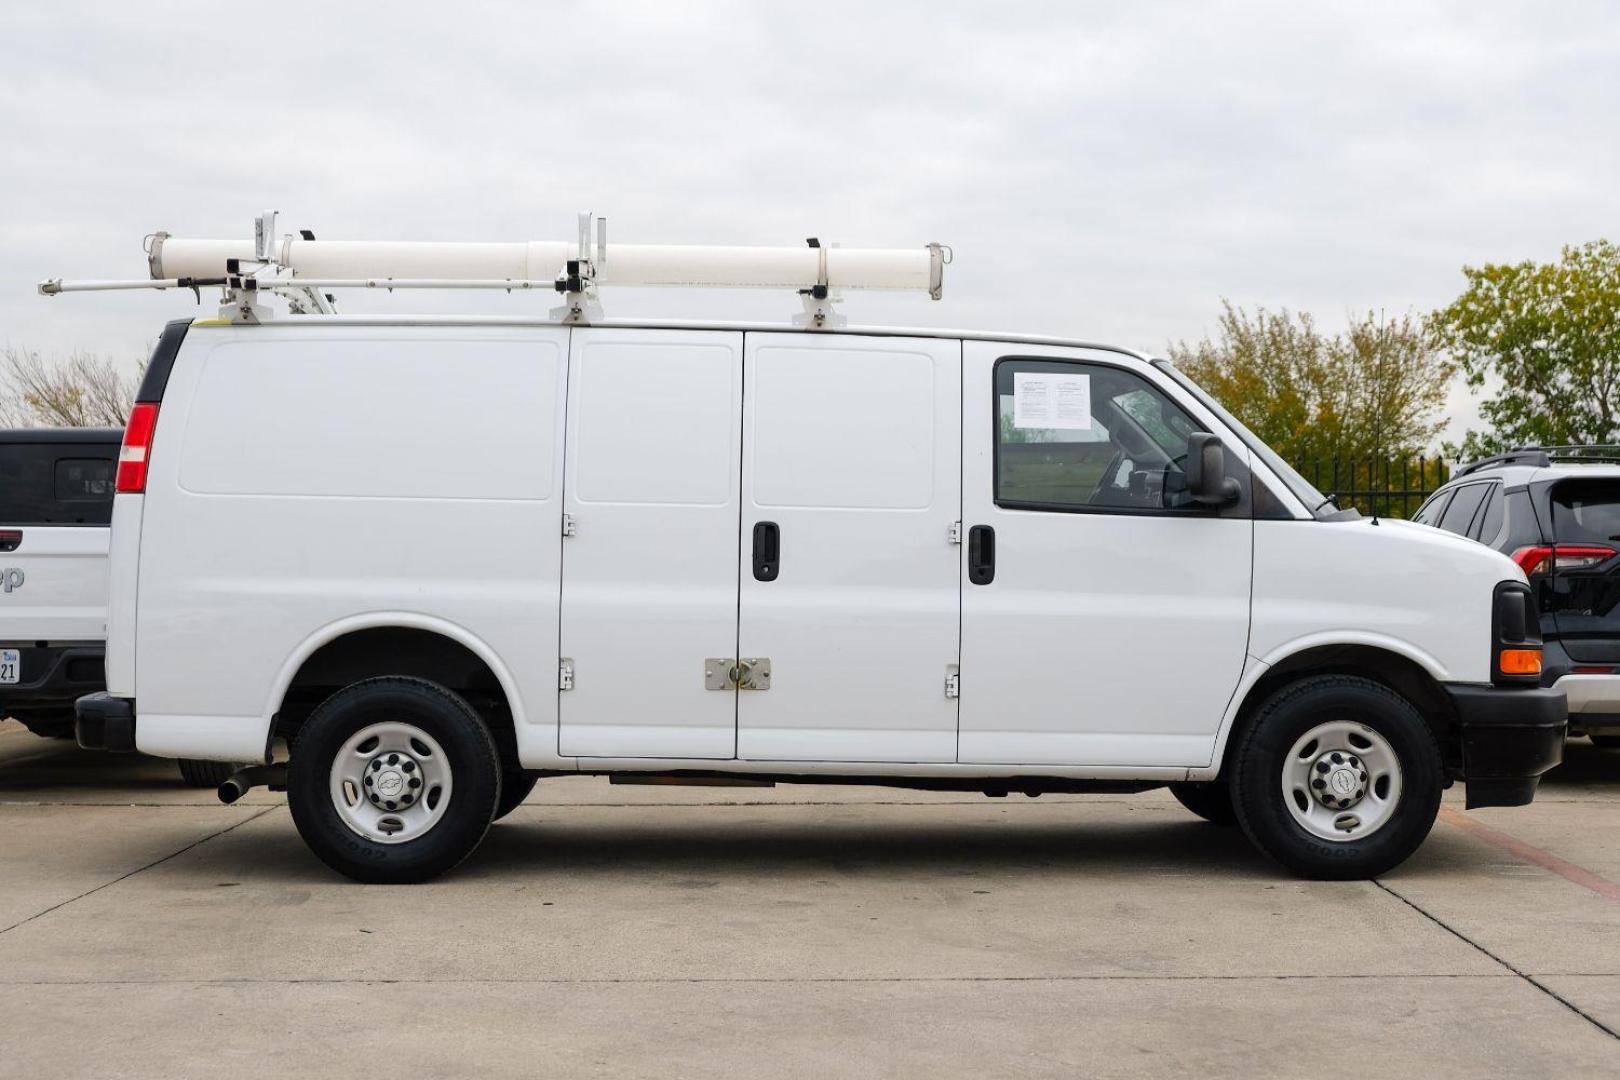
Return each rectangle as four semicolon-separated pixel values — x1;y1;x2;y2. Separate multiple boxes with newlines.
1232;675;1442;880
288;677;501;883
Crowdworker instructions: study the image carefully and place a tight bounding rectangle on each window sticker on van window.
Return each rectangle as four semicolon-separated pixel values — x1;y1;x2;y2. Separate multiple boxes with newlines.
1012;372;1091;430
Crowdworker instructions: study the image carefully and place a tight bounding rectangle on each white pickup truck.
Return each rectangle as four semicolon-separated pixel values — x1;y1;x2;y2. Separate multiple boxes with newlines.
0;427;229;787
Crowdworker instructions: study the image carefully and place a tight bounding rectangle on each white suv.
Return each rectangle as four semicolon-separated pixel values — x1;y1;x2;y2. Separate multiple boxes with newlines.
78;316;1566;882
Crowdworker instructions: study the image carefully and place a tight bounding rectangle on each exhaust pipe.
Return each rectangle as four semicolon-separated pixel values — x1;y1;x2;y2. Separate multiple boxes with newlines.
217;763;289;804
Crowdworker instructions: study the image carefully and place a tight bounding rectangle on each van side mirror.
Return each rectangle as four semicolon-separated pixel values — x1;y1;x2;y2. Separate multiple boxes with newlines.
1185;432;1241;507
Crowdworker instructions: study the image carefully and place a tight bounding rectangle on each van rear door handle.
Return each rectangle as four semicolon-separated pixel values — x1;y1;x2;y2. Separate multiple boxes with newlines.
968;525;995;585
753;521;780;581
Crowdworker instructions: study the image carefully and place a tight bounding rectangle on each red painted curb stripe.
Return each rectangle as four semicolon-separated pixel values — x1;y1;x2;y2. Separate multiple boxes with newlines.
1439;808;1620;903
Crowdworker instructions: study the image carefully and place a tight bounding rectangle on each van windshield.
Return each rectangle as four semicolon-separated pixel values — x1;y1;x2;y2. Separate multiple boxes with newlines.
1152;360;1338;519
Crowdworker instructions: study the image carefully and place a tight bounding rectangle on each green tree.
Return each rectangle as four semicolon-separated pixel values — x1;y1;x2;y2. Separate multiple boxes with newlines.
1430;239;1620;458
1167;302;1453;465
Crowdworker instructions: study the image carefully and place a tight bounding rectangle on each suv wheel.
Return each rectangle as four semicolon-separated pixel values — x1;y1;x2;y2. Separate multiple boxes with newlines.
1232;675;1442;880
288;677;501;883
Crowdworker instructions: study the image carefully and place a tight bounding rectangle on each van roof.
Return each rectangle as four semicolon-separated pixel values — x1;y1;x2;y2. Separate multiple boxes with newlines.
184;314;1158;363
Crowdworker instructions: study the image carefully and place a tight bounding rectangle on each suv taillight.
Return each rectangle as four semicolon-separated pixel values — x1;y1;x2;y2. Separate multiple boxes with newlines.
1511;544;1615;577
117;402;159;493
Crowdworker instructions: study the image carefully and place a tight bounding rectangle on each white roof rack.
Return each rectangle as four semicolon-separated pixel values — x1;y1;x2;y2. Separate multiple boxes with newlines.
39;210;951;328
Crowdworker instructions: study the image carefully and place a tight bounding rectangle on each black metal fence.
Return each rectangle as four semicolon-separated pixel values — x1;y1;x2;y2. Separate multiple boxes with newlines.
1299;457;1450;519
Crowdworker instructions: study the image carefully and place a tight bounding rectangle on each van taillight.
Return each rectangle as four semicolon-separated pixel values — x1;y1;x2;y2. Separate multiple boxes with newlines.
1510;544;1615;577
117;402;159;493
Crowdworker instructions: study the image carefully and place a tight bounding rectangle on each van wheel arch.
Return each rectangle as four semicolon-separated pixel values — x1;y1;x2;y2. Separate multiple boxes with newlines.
275;627;519;773
1218;645;1458;780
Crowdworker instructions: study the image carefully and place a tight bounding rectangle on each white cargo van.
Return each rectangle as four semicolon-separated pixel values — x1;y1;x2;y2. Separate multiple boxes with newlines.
57;224;1565;882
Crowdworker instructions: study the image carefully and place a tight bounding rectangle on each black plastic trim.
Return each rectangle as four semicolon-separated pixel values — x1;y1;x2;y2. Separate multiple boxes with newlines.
0;643;106;710
75;692;136;752
134;319;193;404
1444;683;1566;807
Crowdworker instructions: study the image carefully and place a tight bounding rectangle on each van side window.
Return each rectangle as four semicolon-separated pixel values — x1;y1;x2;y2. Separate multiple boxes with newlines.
994;359;1206;513
1438;483;1489;535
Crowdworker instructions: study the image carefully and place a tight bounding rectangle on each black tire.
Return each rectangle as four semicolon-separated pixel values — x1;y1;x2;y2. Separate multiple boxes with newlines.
288;677;501;884
493;769;539;821
1169;781;1239;826
1232;675;1442;880
1591;734;1620;749
177;759;239;789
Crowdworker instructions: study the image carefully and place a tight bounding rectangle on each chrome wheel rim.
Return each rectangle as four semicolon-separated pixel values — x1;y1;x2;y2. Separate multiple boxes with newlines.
1281;720;1402;842
329;722;453;845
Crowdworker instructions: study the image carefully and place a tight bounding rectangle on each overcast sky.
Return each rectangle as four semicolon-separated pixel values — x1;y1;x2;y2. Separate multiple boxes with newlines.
3;1;1617;442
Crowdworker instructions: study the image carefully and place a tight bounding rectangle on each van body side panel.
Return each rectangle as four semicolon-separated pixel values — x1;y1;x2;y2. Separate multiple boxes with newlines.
736;333;962;762
956;340;1253;767
557;328;744;759
1248;518;1505;685
134;325;569;762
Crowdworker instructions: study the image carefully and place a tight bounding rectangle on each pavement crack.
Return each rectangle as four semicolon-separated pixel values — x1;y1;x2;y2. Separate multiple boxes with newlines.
0;973;1534;987
0;806;277;938
1373;879;1620;1042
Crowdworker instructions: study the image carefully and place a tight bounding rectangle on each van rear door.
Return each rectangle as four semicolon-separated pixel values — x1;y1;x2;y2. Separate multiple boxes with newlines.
0;437;116;643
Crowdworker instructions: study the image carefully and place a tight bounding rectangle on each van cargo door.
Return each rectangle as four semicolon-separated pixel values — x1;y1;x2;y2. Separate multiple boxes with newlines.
557;328;744;759
1545;478;1620;663
735;333;961;762
0;442;115;642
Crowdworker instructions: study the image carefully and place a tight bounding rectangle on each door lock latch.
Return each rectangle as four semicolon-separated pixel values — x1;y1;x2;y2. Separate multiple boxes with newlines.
705;657;771;690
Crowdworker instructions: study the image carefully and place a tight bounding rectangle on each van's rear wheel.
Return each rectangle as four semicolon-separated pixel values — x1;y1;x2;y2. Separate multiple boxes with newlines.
288;677;500;883
1232;675;1441;880
1168;781;1238;826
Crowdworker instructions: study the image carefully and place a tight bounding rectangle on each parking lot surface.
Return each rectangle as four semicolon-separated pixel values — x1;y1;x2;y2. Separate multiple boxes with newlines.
1;718;1617;1079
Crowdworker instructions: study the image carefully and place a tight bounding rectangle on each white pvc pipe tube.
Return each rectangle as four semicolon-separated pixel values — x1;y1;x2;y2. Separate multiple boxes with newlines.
149;236;943;294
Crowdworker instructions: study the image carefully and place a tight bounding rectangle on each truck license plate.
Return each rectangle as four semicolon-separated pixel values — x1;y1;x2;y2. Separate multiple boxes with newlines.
0;649;18;684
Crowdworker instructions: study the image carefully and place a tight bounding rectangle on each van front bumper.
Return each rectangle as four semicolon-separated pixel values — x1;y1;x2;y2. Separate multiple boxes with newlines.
75;692;137;753
1445;684;1567;809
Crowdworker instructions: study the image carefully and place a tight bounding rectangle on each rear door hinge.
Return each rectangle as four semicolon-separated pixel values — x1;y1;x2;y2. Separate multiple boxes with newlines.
944;665;960;699
948;520;963;545
561;513;577;537
558;658;575;691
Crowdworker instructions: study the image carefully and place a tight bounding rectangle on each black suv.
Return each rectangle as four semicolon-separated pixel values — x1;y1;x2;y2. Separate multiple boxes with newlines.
1415;447;1620;748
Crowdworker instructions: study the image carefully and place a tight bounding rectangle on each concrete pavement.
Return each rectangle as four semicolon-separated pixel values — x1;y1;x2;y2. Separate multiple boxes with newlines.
1;718;1617;1078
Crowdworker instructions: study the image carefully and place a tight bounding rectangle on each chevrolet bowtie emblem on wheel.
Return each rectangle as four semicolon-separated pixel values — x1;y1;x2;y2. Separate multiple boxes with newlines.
1;568;24;593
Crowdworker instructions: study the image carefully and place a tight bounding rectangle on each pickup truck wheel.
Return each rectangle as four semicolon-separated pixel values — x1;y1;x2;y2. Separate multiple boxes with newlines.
177;759;238;789
288;677;500;884
1168;781;1238;826
493;770;539;821
1232;675;1441;880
